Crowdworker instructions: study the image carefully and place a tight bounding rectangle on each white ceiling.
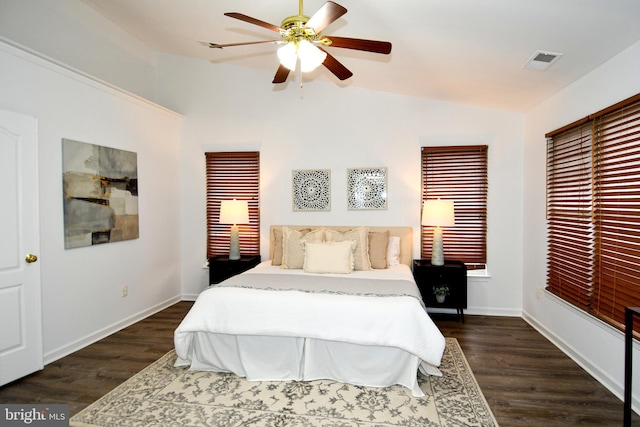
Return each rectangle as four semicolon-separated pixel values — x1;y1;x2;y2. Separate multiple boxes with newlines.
80;0;640;112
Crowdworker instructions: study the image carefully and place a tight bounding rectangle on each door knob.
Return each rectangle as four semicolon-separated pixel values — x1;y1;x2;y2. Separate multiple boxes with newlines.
25;254;38;263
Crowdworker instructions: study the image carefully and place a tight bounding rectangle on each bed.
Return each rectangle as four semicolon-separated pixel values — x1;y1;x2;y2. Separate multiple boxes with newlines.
174;225;446;397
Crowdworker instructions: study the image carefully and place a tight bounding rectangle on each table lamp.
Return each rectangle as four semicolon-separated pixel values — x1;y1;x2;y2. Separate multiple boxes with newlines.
421;199;455;266
219;199;249;260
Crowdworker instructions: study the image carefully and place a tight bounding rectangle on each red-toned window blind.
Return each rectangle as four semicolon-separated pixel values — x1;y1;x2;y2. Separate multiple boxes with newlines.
421;145;488;269
546;93;640;333
205;152;260;258
546;122;594;311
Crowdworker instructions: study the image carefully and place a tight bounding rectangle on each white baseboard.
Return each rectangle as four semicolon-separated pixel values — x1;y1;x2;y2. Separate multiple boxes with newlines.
44;295;182;365
181;293;200;301
427;306;522;317
467;306;522;317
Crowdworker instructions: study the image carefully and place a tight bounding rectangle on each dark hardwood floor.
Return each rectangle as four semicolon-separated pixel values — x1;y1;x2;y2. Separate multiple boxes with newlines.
0;302;192;416
435;313;640;426
0;301;637;426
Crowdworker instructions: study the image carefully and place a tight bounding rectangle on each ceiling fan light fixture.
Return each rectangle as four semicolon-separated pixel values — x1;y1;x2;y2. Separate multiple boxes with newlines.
211;1;392;84
277;43;298;71
298;40;326;72
277;40;327;73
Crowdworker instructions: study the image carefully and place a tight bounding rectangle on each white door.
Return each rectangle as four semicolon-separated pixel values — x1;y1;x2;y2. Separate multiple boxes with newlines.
0;109;42;386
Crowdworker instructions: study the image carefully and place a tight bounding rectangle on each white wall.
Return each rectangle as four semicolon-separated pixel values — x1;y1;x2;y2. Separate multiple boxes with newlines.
0;0;158;101
523;40;640;407
0;41;183;363
157;53;525;316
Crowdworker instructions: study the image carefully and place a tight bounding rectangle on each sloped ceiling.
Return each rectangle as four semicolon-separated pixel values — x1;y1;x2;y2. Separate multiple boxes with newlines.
81;0;640;112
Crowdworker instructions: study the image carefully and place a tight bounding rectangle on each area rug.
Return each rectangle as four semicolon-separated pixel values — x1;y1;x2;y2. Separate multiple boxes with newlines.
71;338;497;427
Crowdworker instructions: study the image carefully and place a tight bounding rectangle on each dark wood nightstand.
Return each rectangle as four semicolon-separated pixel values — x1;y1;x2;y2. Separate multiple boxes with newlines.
209;255;261;285
412;259;467;322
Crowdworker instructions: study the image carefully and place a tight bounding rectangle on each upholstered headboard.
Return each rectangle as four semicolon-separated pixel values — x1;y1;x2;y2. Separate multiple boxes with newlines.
269;225;413;267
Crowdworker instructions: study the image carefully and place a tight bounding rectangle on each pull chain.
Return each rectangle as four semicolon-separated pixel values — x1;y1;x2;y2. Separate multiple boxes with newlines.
299;65;303;88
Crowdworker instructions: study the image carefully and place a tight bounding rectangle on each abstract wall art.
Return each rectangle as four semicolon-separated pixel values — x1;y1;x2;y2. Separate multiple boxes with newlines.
292;169;331;211
62;139;139;248
347;167;388;210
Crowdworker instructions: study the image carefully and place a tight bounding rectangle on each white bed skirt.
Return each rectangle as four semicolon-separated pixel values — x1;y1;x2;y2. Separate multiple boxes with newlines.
176;332;425;397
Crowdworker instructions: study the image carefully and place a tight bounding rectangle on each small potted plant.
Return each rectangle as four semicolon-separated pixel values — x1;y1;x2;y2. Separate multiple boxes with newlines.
433;285;449;303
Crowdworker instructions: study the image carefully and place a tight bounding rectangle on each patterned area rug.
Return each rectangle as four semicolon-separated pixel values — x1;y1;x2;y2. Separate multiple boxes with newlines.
71;338;497;427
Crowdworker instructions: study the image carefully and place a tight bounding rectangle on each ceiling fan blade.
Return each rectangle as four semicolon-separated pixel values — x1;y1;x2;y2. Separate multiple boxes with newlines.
272;64;290;84
224;12;282;33
200;40;280;49
305;1;347;33
319;47;353;81
323;36;392;54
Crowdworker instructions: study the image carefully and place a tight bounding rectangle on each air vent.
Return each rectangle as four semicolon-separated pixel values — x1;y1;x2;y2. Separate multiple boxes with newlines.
523;50;563;71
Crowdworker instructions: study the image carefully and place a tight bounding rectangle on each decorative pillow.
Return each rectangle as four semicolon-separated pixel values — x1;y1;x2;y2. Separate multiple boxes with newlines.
368;231;389;269
324;227;372;271
303;241;355;274
281;227;324;269
271;227;310;266
271;228;284;266
387;236;401;266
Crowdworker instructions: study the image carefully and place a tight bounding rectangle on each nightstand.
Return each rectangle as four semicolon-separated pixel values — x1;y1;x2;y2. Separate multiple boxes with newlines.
209;255;261;285
412;259;467;322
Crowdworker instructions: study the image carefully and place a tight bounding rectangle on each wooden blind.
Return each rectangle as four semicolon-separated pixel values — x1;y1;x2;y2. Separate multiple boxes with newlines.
546;123;594;310
546;92;640;333
205;152;260;258
593;101;640;329
421;146;488;269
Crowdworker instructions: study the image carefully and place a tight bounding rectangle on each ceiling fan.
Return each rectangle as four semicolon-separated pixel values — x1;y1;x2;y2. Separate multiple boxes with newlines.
203;0;392;84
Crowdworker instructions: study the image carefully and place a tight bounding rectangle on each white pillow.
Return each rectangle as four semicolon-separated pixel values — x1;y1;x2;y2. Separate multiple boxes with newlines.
324;227;372;271
387;236;401;266
281;227;324;269
303;241;354;274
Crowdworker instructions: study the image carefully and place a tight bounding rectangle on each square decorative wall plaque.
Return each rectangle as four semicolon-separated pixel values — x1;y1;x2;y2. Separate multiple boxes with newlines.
292;169;331;211
347;167;388;210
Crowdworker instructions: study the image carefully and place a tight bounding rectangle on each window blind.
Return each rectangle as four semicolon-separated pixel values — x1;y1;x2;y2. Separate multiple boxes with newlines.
546;122;594;310
546;92;640;333
421;146;488;269
593;100;640;329
205;152;260;258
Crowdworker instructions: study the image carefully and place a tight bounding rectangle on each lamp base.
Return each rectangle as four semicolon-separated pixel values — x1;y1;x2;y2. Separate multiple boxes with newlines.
431;226;444;266
229;225;240;260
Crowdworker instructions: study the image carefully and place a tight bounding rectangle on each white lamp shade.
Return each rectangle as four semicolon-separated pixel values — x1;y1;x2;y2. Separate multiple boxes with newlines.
277;41;327;72
297;40;327;72
421;200;455;227
277;43;298;71
219;199;249;225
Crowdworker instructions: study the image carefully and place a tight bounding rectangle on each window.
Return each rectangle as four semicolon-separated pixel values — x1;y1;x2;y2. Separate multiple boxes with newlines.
546;93;640;333
546;121;593;310
205;152;260;258
421;145;488;269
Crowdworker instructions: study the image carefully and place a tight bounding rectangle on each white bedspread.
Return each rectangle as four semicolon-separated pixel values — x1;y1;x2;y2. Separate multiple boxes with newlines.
174;262;446;392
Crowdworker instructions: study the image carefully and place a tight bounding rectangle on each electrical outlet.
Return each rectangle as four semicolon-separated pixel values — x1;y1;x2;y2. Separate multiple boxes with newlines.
122;285;128;298
536;288;541;300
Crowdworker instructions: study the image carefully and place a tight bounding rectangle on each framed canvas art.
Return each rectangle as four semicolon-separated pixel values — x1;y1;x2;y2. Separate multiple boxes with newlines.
62;139;139;248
